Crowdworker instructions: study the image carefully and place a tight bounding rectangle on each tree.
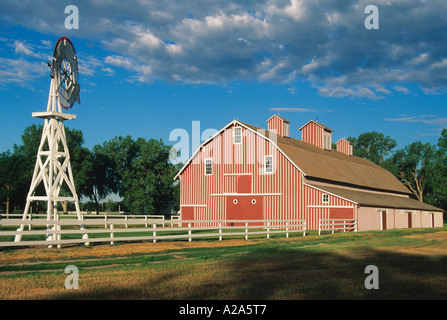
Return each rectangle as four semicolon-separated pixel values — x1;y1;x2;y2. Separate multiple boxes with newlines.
384;141;439;203
102;136;178;214
348;132;397;165
80;144;119;214
433;129;447;211
0;151;22;216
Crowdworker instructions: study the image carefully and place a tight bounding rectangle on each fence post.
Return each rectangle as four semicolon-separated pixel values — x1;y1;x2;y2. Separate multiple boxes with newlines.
318;219;321;236
56;215;61;249
332;220;335;234
110;223;114;245
104;215;108;229
28;214;32;231
303;220;306;237
219;222;222;241
267;221;270;239
188;222;192;242
125;216;128;229
245;222;248;240
286;221;289;238
145;216;148;228
343;220;346;232
153;223;157;243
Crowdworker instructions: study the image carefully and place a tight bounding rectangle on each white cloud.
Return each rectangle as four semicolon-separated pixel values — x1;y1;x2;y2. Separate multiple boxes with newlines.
0;0;447;97
393;86;411;94
385;115;447;126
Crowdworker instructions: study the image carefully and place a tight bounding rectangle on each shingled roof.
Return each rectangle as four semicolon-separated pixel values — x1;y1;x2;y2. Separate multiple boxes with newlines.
240;121;411;195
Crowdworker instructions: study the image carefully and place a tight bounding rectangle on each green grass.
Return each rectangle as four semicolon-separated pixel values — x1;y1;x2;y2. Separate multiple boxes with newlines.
0;225;446;299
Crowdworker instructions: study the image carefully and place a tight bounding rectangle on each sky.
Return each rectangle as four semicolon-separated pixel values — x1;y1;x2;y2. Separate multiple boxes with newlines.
0;0;446;160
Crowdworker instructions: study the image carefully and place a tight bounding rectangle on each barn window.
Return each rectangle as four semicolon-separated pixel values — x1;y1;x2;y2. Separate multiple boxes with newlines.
205;158;212;175
234;127;242;144
322;194;329;203
323;132;332;150
265;155;273;174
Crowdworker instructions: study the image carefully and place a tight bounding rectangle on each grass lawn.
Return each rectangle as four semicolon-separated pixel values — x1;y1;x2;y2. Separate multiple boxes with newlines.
0;225;446;300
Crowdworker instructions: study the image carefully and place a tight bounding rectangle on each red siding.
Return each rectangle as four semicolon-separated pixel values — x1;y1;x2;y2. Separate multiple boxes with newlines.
180;123;357;230
301;121;324;149
336;139;352;156
267;115;285;137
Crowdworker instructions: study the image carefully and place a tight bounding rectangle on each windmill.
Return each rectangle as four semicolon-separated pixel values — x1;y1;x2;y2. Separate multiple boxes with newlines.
14;37;88;246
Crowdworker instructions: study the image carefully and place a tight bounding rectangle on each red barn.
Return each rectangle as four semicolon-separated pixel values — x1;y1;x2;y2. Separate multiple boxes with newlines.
174;115;444;231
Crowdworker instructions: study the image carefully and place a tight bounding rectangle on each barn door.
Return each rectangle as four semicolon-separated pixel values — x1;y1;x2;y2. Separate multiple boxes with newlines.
226;196;263;227
226;196;244;226
245;196;263;226
407;212;413;228
237;175;252;193
181;207;194;227
381;211;387;230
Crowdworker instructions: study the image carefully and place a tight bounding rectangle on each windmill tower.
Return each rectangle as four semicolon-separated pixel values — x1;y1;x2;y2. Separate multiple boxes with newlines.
15;37;87;245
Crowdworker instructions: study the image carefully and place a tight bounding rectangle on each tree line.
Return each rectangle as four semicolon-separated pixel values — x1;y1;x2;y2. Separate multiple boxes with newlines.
0;124;181;215
1;125;446;215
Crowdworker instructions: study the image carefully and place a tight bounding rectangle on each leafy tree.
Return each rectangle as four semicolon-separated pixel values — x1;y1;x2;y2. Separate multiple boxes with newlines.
433;129;447;211
80;144;119;214
384;141;439;203
0;151;22;216
348;132;397;165
102;136;178;214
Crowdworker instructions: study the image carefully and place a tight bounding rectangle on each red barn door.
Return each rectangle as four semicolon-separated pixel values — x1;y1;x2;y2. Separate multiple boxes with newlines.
181;207;194;227
226;196;263;227
237;175;252;193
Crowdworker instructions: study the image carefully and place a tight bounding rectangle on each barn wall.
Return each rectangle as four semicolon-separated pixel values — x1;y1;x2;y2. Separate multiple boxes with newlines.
434;212;444;227
180;123;307;228
303;184;357;230
395;210;409;229
358;207;381;231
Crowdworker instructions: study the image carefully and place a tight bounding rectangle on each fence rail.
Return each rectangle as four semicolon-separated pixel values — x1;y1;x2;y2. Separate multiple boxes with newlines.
318;219;357;235
0;217;306;248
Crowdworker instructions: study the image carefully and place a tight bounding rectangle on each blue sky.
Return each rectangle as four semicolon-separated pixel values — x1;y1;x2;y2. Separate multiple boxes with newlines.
1;0;446;158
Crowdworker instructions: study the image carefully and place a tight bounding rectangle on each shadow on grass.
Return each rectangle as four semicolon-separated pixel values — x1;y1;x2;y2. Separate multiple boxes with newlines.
50;244;447;300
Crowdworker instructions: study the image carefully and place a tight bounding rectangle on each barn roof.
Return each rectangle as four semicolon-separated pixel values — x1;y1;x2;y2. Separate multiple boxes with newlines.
240;121;411;195
310;185;444;212
299;120;334;132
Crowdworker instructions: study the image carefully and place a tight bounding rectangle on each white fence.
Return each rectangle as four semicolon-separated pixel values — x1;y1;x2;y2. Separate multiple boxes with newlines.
318;219;357;235
0;216;306;248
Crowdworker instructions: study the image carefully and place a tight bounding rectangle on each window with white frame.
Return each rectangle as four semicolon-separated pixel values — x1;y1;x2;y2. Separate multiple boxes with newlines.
234;127;242;144
265;155;273;174
322;194;329;203
205;158;212;175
